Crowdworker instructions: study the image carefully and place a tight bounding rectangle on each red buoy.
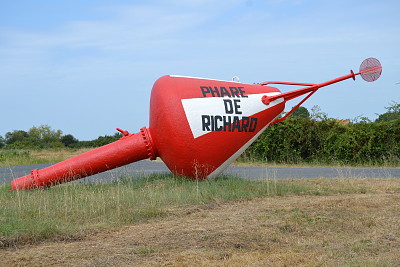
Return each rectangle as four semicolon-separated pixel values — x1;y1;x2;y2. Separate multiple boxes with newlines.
149;75;285;179
10;58;382;190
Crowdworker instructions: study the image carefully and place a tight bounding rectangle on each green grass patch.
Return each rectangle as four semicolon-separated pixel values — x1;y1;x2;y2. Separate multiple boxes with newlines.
236;154;400;168
0;175;381;248
0;150;53;166
0;148;91;167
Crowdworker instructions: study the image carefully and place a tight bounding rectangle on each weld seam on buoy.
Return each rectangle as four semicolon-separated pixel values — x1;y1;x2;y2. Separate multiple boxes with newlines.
140;127;157;160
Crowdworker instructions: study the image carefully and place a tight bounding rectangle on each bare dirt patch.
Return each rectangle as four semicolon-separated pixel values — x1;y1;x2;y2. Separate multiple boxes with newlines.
1;190;399;266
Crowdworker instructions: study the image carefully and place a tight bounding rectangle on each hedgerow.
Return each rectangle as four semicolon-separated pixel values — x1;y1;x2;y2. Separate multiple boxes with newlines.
242;118;400;166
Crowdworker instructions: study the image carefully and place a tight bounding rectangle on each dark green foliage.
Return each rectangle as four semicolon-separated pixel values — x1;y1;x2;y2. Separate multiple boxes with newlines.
243;117;400;166
292;106;310;119
60;134;79;147
4;125;64;149
0;136;4;148
2;102;399;166
2;125;121;150
70;133;121;148
375;102;400;122
5;130;29;145
90;133;122;146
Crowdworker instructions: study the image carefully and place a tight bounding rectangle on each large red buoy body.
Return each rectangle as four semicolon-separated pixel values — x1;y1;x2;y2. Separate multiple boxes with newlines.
149;75;284;179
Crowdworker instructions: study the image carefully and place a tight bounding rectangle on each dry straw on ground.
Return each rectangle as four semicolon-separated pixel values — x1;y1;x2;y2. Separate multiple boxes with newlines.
1;178;400;266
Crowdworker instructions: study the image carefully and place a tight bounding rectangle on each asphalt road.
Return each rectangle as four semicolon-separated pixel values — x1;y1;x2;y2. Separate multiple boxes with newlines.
1;160;399;185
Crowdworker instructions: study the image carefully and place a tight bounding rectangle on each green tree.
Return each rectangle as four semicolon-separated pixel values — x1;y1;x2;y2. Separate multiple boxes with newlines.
5;130;29;145
375;101;400;122
292;106;310;119
69;133;122;148
4;125;64;149
0;135;4;148
28;125;63;143
28;125;64;148
61;134;79;147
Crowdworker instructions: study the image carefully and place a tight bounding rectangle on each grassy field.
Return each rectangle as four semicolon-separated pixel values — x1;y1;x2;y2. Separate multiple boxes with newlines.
1;149;400;265
0;148;92;167
1;175;400;266
2;148;400;168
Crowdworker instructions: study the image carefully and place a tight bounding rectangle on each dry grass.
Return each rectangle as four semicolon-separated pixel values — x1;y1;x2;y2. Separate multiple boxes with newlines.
1;178;400;266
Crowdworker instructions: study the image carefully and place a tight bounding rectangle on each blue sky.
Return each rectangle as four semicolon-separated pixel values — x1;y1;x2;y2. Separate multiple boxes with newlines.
1;0;399;140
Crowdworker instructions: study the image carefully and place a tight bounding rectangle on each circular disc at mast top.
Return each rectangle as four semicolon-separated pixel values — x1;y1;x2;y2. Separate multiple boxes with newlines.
359;57;382;82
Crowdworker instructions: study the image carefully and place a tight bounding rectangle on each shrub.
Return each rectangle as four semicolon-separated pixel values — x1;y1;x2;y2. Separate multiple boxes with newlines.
243;117;400;166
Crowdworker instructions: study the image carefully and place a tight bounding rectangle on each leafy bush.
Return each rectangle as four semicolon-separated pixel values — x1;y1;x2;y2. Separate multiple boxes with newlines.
375;101;400;122
0;136;4;149
60;134;79;147
70;133;121;148
2;124;121;150
242;117;400;166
